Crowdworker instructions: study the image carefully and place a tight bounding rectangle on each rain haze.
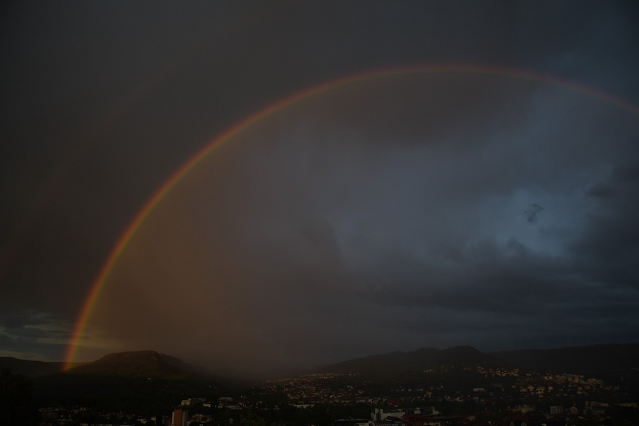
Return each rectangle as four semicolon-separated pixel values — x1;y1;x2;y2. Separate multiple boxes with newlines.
1;1;639;376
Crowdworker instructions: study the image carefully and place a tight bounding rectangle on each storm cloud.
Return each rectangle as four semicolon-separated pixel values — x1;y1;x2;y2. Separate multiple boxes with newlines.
85;74;639;373
524;204;544;223
1;1;639;372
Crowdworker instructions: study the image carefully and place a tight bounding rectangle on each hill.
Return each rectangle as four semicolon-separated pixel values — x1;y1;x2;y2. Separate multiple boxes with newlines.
63;350;208;379
318;346;505;376
32;351;236;413
490;343;639;378
0;357;66;378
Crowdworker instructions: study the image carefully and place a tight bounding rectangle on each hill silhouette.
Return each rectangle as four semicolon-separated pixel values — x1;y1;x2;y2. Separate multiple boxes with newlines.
490;343;639;378
317;343;639;380
64;350;208;379
318;345;504;376
32;351;235;412
0;357;66;378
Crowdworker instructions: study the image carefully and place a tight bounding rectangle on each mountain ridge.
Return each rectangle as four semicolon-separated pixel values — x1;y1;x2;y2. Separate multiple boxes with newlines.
63;350;209;379
317;345;504;376
31;350;238;409
0;357;66;378
6;343;639;382
315;343;639;379
490;343;639;377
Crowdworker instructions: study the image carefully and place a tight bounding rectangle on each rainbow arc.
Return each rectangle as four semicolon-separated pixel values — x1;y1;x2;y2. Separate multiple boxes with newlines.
63;64;639;370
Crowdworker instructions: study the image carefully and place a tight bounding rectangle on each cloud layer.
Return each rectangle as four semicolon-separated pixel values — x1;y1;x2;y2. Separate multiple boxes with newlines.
84;74;639;373
1;2;638;369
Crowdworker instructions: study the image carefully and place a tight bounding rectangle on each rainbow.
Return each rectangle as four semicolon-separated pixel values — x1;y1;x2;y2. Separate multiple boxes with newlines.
63;63;639;369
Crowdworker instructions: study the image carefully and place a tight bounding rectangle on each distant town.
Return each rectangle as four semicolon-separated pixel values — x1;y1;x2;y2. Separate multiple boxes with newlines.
32;366;639;426
3;344;638;426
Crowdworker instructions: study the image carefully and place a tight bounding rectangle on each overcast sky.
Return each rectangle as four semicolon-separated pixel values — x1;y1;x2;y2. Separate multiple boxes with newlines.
1;1;639;375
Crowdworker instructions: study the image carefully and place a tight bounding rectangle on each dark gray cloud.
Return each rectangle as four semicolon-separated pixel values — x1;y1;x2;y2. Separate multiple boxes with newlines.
0;308;71;360
585;183;615;199
524;204;544;223
1;1;638;370
83;72;639;373
614;162;639;182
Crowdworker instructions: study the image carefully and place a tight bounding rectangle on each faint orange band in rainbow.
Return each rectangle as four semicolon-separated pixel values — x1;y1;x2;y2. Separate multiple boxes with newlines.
63;63;639;369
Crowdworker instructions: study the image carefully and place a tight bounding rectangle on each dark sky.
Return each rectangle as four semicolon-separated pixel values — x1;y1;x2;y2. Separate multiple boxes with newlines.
1;1;639;375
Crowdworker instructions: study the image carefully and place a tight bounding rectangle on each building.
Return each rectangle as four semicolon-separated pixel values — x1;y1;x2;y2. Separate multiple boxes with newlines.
171;408;188;426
